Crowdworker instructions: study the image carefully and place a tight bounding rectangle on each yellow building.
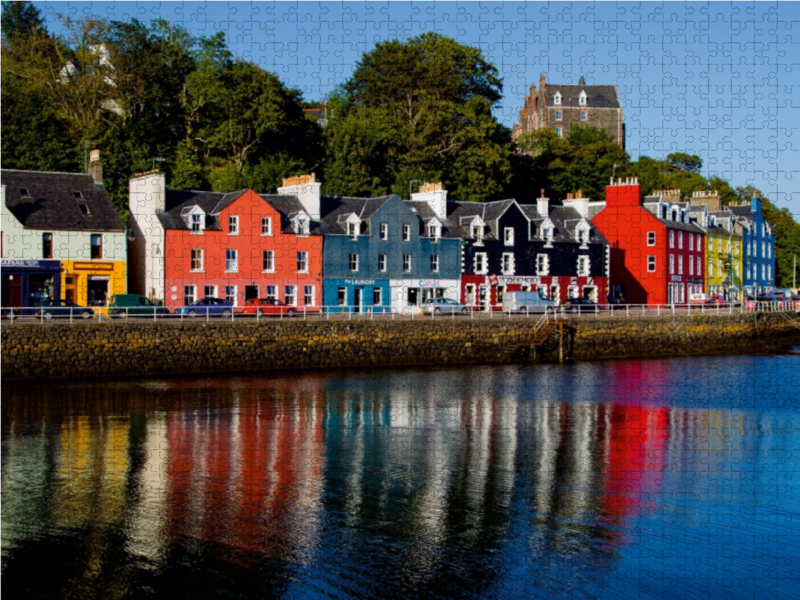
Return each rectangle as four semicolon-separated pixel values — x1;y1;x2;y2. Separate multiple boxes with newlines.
689;191;743;301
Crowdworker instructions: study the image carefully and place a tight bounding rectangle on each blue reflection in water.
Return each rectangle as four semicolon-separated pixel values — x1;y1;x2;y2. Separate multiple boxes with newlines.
2;352;800;599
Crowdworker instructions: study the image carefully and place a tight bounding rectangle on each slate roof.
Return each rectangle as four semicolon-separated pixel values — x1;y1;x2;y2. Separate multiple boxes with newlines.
546;84;621;109
446;199;517;239
259;194;324;234
2;169;124;232
156;189;248;231
403;201;461;239
521;204;608;244
728;205;756;222
318;195;396;235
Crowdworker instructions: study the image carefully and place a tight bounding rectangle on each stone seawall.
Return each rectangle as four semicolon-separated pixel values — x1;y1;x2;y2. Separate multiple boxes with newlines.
3;313;800;382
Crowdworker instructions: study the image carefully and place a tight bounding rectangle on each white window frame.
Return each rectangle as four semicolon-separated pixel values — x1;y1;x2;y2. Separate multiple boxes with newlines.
348;221;358;240
669;254;675;275
647;231;656;246
226;249;238;273
554;92;562;106
261;216;272;236
191;214;202;234
284;285;297;307
555;109;563;121
689;234;694;251
678;254;684;275
678;232;683;249
297;251;308;273
380;223;388;240
373;286;382;306
581;110;587;121
403;224;411;241
577;256;590;277
191;249;204;272
431;254;439;273
647;255;656;272
378;254;387;272
262;250;275;273
184;285;196;305
204;284;217;299
474;252;488;275
536;254;549;276
502;252;515;275
228;215;239;235
225;285;237;306
403;254;412;272
304;285;315;306
349;253;359;272
579;91;587;105
266;285;277;300
504;227;514;246
555;126;563;138
689;257;694;276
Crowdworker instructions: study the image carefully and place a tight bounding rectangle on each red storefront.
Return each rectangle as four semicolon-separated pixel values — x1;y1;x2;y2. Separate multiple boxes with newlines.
162;189;322;310
460;274;607;310
592;179;705;305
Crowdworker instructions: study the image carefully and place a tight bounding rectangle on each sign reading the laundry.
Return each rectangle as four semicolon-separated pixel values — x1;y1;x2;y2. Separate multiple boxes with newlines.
72;262;114;271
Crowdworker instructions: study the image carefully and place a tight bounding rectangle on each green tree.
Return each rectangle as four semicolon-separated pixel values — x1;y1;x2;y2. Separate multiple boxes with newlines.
328;32;511;200
1;0;44;39
666;152;703;174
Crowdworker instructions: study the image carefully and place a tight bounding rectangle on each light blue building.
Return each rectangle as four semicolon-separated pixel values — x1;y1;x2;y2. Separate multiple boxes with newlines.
729;193;776;295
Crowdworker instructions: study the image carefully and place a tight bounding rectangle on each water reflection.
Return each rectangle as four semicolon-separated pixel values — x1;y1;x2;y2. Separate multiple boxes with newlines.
3;355;800;599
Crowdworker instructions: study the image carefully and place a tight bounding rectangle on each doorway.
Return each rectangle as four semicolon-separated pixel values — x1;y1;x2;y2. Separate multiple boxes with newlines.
354;287;362;313
478;285;489;310
245;285;259;302
87;277;109;306
2;274;22;307
64;276;77;303
407;288;419;306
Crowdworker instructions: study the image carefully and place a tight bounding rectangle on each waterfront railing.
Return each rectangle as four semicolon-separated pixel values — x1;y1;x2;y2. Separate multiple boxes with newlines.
2;301;799;323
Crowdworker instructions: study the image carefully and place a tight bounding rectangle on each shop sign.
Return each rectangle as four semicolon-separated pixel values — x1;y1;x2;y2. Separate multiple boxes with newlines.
72;262;114;271
345;279;375;285
672;275;682;282
1;259;60;269
496;276;540;285
418;279;441;288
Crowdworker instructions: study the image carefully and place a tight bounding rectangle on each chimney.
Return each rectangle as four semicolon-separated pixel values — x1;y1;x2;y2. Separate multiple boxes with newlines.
129;169;166;214
689;189;721;212
278;173;321;220
537;188;549;217
540;74;546;95
605;177;641;208
410;182;448;220
750;190;760;214
88;149;103;185
563;190;590;218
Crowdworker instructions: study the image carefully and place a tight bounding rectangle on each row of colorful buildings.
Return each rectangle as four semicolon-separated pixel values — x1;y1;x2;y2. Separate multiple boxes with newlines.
0;155;777;312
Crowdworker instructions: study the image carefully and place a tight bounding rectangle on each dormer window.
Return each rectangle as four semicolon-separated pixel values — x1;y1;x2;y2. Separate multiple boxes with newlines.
577;228;589;246
18;188;30;197
554;92;562;106
543;226;554;247
191;214;201;233
579;91;587;105
293;213;310;236
348;222;358;239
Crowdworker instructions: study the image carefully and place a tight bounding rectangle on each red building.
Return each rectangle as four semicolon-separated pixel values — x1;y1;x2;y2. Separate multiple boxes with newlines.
128;172;322;309
592;178;706;305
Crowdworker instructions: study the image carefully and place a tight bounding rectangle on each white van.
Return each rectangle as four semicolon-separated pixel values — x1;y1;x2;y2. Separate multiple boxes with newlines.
502;290;555;313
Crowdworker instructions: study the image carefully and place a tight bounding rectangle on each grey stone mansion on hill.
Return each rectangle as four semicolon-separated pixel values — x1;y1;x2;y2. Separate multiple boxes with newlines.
512;75;625;149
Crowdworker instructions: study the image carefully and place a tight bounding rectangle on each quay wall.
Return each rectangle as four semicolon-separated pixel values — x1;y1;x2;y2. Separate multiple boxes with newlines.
3;313;800;382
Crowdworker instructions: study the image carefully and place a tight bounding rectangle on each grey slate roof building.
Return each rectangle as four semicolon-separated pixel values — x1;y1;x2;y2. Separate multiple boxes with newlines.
2;169;124;232
513;74;625;149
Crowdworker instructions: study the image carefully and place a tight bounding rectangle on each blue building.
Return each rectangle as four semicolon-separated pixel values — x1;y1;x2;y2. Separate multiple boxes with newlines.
729;193;776;295
305;185;461;314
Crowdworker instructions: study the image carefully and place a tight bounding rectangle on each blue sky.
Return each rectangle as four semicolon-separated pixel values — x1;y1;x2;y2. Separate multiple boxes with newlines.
33;1;799;215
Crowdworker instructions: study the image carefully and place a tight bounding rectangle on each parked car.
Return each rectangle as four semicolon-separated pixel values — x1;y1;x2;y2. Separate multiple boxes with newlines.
175;297;234;317
37;299;94;320
689;293;709;305
109;294;171;317
502;291;555;313
706;295;730;307
422;297;470;315
560;298;601;314
241;298;318;317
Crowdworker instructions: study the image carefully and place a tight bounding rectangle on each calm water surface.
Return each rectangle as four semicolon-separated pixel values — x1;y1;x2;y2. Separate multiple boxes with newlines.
3;352;800;599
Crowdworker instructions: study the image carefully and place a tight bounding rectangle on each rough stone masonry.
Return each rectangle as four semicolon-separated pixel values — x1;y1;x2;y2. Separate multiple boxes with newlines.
2;313;800;382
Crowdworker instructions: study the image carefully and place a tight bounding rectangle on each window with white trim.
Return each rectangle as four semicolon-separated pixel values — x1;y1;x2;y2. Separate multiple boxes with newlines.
337;287;347;306
577;256;590;277
204;285;216;299
579;91;587;105
678;232;683;249
228;215;239;235
373;287;382;306
678;254;683;275
710;260;715;278
403;254;411;272
191;214;202;233
430;254;439;273
689;234;694;251
581;110;587;121
225;285;236;305
266;285;277;299
670;254;675;275
349;253;359;272
554;92;562;105
428;223;440;240
669;231;675;248
304;285;315;306
475;253;488;274
348;222;358;239
380;223;388;240
403;224;411;241
191;249;203;271
555;126;563;138
297;251;308;273
502;253;514;275
262;250;274;272
261;216;272;235
647;231;656;246
689;257;694;276
284;285;296;306
90;234;103;259
378;254;387;272
536;254;549;276
647;255;656;272
555;109;563;121
184;285;196;305
504;227;514;246
226;249;238;272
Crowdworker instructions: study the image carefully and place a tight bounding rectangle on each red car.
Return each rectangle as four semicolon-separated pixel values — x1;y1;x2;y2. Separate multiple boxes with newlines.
706;295;729;307
240;298;320;317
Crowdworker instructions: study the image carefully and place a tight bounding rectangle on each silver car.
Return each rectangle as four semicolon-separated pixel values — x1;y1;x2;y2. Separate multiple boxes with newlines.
422;297;470;315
